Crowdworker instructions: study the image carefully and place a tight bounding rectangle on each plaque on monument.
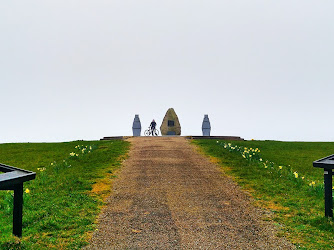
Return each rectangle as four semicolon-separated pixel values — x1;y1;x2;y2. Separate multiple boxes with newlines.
202;114;211;136
132;114;141;136
160;108;181;136
168;120;175;127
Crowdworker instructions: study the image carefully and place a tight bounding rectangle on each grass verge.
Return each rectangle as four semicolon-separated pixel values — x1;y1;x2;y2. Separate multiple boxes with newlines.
0;140;130;249
193;139;334;249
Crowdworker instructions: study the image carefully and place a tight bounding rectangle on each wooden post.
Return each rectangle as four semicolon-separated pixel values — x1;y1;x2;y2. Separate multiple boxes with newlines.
13;183;23;237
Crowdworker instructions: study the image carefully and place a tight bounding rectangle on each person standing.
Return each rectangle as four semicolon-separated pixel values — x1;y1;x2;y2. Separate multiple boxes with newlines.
150;119;157;135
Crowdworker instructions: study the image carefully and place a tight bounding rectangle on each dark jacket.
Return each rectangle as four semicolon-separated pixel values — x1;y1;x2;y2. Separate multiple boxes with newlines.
150;121;156;129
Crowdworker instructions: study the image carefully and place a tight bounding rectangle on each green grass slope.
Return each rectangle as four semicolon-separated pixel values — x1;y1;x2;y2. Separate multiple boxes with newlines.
193;139;334;250
0;140;129;249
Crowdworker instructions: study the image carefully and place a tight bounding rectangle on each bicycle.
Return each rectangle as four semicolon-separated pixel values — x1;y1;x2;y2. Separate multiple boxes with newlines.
144;127;160;136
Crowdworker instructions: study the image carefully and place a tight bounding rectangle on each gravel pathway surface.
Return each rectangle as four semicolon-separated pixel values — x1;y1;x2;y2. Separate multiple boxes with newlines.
85;137;294;249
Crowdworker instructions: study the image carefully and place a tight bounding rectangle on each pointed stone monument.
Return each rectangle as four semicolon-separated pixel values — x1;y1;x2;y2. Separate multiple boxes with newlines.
160;108;181;135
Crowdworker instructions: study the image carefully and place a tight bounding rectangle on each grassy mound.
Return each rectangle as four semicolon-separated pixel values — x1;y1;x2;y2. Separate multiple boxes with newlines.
193;139;334;249
0;140;129;249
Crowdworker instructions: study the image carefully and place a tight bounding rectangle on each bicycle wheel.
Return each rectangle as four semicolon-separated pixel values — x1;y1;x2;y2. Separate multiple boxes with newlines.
153;129;159;136
144;129;150;136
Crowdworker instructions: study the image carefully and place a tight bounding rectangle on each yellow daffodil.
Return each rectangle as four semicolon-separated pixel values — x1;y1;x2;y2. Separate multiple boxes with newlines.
293;172;298;178
279;166;283;170
25;188;30;194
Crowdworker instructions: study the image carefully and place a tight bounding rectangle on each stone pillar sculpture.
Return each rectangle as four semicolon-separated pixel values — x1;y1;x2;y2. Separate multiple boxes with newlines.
202;114;211;136
132;114;141;136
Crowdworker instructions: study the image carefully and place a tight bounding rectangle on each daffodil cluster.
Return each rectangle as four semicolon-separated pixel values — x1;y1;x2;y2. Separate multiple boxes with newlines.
45;145;96;173
70;144;95;157
217;141;319;190
221;142;261;161
69;152;77;157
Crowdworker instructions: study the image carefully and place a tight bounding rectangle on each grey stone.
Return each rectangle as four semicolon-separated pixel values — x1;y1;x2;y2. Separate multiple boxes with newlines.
160;108;181;136
202;114;211;136
132;114;141;136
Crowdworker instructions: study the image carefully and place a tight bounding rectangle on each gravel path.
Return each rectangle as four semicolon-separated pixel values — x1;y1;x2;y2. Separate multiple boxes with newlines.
85;137;294;249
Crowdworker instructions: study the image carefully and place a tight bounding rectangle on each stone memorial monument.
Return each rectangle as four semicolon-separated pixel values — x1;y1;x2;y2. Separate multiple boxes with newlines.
202;114;211;136
132;114;141;136
160;108;181;135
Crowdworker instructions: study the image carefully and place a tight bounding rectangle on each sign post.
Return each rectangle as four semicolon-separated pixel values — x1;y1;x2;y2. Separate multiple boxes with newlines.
313;155;334;218
0;164;36;237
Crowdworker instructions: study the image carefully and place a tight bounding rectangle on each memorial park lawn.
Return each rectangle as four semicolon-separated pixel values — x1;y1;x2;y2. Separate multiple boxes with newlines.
0;140;129;249
1;139;334;249
194;139;334;249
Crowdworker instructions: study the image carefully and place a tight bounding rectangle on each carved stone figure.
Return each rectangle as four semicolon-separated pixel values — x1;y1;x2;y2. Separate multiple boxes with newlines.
132;114;141;136
202;114;211;136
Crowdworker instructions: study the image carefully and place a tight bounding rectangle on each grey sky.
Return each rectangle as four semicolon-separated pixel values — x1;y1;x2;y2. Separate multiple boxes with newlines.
1;1;333;142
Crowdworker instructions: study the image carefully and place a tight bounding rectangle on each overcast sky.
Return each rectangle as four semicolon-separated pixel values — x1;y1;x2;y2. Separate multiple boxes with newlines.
1;1;333;143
